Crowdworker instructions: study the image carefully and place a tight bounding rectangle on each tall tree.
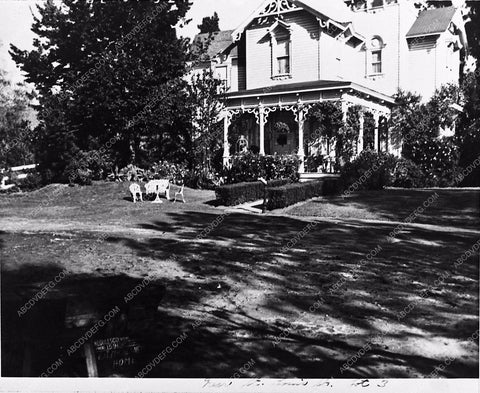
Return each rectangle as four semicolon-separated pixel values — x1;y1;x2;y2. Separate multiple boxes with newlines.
197;12;220;34
10;0;191;182
185;69;224;172
456;1;480;185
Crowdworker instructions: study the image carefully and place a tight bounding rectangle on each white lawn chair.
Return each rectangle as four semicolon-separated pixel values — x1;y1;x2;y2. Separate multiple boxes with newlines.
173;184;185;203
129;183;143;203
1;176;15;191
145;180;170;204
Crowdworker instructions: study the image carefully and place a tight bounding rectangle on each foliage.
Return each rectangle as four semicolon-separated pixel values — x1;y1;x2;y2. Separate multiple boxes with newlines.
307;101;343;140
457;72;480;186
147;161;187;182
337;105;361;164
0;70;35;169
10;0;192;182
266;179;338;210
306;101;346;167
215;179;291;206
391;86;463;187
391;158;425;189
305;154;325;172
185;69;224;172
184;167;221;190
340;150;398;191
222;153;300;184
458;0;480;186
215;181;263;206
466;2;480;70
15;171;43;191
273;121;291;134
197;12;220;34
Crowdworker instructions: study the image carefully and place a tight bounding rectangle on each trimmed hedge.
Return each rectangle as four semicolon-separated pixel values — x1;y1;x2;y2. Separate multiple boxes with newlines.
266;178;339;210
215;179;291;206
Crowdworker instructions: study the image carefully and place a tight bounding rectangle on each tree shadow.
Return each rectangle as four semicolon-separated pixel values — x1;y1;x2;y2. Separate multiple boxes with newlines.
302;190;480;229
98;210;479;378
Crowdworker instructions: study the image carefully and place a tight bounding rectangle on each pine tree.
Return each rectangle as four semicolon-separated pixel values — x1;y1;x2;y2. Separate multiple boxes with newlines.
10;0;192;182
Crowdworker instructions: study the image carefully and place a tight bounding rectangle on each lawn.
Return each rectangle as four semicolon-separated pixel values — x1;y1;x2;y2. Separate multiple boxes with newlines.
1;182;479;378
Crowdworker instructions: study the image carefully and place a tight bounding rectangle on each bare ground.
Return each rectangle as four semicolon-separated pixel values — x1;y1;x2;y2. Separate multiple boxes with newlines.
1;182;479;378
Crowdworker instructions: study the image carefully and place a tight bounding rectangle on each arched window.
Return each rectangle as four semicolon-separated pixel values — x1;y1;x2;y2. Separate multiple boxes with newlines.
368;36;384;75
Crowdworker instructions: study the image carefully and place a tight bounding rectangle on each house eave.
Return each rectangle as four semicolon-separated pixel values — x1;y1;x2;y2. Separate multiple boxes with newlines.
224;81;395;106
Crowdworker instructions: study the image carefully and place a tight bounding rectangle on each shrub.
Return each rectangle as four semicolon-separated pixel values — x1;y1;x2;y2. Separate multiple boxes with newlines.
392;158;425;188
266;179;338;210
216;178;291;206
223;153;300;184
147;161;187;182
339;150;397;191
184;168;221;190
15;171;43;191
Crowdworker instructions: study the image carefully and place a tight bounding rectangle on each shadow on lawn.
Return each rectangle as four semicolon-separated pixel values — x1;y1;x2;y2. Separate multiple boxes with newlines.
1;211;478;378
310;190;480;229
106;210;478;378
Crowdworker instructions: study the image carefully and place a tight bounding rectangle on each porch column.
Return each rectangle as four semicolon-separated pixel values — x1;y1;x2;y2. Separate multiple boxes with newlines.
297;106;306;173
358;112;365;155
259;105;265;156
373;112;380;152
223;111;231;167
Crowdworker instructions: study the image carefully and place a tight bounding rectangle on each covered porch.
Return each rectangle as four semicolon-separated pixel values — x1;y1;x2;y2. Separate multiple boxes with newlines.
221;80;398;174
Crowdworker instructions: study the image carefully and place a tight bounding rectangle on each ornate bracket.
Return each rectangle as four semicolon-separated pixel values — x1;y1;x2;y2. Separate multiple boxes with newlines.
259;0;298;17
282;103;312;122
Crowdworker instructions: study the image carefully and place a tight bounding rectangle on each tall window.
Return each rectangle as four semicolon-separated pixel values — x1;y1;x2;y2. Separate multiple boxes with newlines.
369;36;384;75
276;38;290;75
215;66;228;92
371;50;382;74
269;22;292;78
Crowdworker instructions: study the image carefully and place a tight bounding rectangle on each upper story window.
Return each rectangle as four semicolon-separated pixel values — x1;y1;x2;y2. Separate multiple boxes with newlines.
368;36;384;76
371;49;382;74
268;20;292;79
215;66;228;93
276;38;291;75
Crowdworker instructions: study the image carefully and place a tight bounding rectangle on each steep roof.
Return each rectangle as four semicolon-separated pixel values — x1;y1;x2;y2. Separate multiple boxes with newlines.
191;30;237;60
232;0;355;42
296;0;352;23
406;6;457;38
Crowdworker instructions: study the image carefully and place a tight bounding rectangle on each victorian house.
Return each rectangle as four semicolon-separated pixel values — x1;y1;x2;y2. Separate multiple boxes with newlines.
192;0;468;175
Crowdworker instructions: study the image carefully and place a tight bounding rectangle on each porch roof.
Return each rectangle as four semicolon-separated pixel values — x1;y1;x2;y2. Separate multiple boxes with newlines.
224;79;395;105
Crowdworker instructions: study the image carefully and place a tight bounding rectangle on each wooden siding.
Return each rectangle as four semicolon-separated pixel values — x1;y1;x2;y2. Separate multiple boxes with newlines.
246;11;320;90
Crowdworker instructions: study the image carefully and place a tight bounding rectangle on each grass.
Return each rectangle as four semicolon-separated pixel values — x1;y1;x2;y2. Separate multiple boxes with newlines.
1;182;478;378
282;189;480;229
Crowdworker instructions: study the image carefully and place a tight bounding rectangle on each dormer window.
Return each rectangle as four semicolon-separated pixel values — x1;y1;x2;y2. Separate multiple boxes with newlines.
268;19;292;79
276;38;290;75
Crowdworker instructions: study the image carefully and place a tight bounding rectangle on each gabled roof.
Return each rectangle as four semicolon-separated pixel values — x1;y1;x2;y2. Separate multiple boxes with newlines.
232;0;355;42
191;30;237;60
296;0;352;23
406;6;457;38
